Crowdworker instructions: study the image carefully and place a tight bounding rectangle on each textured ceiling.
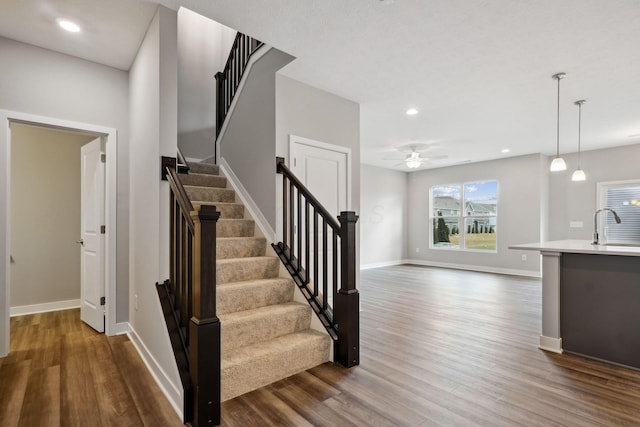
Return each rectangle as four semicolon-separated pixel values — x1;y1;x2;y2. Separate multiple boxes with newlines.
1;0;639;170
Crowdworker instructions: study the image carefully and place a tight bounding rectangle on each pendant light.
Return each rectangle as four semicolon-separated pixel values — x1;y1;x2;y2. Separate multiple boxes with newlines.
572;100;587;181
550;73;567;172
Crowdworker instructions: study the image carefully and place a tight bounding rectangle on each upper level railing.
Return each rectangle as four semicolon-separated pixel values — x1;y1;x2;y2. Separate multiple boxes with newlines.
215;32;264;138
273;157;360;367
157;160;221;426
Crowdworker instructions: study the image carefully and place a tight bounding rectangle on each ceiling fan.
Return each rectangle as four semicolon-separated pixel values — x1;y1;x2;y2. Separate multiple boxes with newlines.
383;143;448;169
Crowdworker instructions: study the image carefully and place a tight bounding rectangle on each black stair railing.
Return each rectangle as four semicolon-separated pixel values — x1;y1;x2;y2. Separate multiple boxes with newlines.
215;32;264;138
157;158;221;426
273;157;360;367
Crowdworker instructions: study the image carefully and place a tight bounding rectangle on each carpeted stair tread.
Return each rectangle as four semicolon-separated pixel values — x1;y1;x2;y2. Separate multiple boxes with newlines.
187;162;219;175
219;302;311;354
192;202;244;219
184;185;235;203
217;237;266;259
221;330;331;401
217;278;295;315
179;172;227;188
217;256;280;284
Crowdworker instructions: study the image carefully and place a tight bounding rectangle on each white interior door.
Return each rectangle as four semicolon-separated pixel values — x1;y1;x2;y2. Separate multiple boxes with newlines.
80;137;105;332
289;136;350;299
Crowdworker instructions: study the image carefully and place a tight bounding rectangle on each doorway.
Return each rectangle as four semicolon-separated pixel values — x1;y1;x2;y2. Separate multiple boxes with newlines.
10;124;98;322
0;110;118;356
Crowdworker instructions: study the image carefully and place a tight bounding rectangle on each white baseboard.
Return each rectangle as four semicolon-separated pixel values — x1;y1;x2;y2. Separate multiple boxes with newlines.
219;157;276;242
539;335;563;353
127;326;184;421
360;260;407;270
404;259;541;278
113;322;130;335
10;299;80;317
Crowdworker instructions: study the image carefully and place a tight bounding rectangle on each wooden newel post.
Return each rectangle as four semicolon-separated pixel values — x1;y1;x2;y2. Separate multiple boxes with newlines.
189;204;221;426
335;211;359;368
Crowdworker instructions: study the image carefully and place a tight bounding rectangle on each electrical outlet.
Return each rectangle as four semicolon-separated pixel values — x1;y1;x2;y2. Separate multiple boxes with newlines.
416;247;420;253
521;254;527;262
570;221;584;228
135;294;138;310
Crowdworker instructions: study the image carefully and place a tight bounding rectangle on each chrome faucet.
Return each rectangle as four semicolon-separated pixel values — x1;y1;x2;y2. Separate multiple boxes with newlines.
593;208;621;245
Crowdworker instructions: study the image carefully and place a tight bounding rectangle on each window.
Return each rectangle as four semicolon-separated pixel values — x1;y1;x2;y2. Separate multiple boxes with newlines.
597;180;640;244
430;180;498;251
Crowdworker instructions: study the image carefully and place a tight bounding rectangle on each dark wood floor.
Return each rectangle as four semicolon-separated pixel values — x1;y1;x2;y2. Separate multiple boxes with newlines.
3;265;640;426
0;309;182;427
220;265;640;426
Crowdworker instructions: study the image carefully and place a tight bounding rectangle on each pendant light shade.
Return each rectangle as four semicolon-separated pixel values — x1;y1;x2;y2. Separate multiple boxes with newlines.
550;73;567;172
572;99;587;182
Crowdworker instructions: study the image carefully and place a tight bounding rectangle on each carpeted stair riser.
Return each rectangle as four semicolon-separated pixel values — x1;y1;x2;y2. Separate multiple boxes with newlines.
217;237;267;259
192;202;244;219
187;162;220;175
217;219;255;238
180;173;227;188
184;185;235;203
219;302;311;355
221;330;331;401
216;278;295;315
217;257;280;284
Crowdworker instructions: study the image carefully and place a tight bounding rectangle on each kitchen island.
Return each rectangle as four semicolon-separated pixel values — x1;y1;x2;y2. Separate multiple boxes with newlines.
510;240;640;369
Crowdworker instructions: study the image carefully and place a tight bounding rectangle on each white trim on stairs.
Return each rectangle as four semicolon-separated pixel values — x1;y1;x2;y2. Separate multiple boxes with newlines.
127;325;184;421
219;157;276;243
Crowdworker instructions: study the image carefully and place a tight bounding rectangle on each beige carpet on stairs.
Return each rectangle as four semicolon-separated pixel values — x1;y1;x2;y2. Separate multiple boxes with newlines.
181;162;331;401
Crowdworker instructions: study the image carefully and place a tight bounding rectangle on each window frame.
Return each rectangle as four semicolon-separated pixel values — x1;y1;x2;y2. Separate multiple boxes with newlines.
430;180;498;252
596;179;640;245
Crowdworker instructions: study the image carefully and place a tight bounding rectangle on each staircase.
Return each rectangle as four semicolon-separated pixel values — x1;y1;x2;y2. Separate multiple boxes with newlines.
180;161;331;401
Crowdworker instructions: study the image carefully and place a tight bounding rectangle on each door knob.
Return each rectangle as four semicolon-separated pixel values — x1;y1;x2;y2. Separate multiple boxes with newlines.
76;239;84;246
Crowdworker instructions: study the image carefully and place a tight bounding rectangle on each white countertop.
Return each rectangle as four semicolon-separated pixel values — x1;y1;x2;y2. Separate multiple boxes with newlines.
509;239;640;257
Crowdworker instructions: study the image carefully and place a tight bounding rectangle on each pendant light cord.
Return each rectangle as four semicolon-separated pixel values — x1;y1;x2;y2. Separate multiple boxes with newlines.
556;75;561;157
577;102;582;166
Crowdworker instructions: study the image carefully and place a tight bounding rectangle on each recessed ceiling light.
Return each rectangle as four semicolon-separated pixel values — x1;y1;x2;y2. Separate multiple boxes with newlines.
501;148;510;153
57;18;81;33
405;108;419;116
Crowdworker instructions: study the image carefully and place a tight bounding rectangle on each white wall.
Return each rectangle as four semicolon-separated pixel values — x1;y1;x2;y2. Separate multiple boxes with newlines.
407;154;545;275
0;36;130;356
128;5;182;413
177;8;236;160
360;164;408;268
276;74;361;220
10;124;95;308
549;143;640;240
